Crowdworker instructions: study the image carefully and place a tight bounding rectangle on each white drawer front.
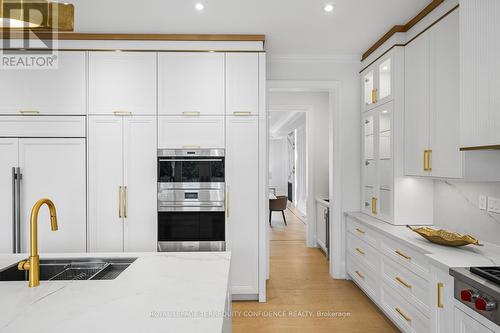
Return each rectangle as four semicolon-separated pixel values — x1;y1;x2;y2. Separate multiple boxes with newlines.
0;116;85;137
347;254;378;301
347;233;379;273
380;281;430;333
382;256;430;316
347;217;379;249
158;116;224;149
380;235;430;280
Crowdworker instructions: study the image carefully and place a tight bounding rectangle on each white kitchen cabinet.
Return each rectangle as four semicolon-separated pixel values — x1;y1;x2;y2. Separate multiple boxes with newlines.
89;52;157;115
316;201;327;252
158;52;224;115
19;138;87;253
88;115;157;252
158;115;225;149
405;10;463;178
226;115;259;297
0;51;86;115
0;139;20;253
454;307;494;333
226;53;259;115
460;0;500;149
361;53;393;112
0;138;86;253
430;265;454;333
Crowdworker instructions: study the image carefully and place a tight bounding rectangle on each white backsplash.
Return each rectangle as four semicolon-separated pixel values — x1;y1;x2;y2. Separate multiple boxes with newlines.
434;180;500;245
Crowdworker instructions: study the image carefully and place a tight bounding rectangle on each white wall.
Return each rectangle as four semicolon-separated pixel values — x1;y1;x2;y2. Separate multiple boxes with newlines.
434;180;500;245
269;138;287;196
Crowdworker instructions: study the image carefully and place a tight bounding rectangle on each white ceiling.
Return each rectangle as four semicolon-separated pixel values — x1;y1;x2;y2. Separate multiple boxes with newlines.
71;0;429;56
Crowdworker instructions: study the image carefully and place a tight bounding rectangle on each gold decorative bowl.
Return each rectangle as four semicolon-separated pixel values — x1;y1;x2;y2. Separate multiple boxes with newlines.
406;225;482;247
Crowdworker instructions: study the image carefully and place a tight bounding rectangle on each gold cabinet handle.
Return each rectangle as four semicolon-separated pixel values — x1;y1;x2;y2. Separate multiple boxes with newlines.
371;88;378;103
18;110;40;115
395;250;411;261
423;150;428;171
123;186;127;218
355;228;365;235
118;186;123;218
395;276;412;289
182;111;201;116
437;282;444;308
428;149;432;171
355;247;365;255
395;307;412;322
371;197;377;214
233;111;252;116
355;270;365;279
113;110;132;116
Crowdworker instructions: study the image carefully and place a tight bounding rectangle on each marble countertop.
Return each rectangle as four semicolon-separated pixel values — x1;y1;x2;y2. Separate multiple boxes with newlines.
0;252;231;333
346;212;500;270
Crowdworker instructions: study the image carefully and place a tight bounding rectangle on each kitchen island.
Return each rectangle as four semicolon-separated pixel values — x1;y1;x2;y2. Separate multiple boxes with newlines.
0;252;231;333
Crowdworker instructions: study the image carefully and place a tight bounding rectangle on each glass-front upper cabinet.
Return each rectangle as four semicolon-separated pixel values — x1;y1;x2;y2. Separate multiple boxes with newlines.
361;102;393;221
361;54;393;112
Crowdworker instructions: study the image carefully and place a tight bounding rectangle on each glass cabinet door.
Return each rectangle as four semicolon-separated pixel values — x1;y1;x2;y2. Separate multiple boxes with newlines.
363;70;375;107
362;112;377;215
377;105;393;219
378;58;391;101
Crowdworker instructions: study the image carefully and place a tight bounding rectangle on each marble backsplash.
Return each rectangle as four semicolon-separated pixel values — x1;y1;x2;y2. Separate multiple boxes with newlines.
434;181;500;245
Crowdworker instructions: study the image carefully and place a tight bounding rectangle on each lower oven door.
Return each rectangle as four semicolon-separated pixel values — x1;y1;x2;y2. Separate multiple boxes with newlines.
157;211;225;252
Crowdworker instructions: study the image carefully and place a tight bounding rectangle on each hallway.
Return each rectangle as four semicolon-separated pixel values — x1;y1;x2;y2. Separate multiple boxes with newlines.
232;208;398;333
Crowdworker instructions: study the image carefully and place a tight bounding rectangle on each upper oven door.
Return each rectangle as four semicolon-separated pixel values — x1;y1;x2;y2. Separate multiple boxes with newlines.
158;149;224;183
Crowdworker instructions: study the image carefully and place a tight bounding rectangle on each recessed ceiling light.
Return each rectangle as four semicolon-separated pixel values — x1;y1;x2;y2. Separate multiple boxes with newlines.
382;66;388;71
324;3;335;13
195;2;204;11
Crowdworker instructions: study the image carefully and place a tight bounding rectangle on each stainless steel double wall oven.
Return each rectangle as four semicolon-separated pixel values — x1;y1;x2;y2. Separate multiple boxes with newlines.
157;149;225;251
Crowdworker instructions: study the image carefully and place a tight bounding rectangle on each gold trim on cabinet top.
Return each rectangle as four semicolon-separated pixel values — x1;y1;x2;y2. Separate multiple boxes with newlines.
460;145;500;151
1;1;74;31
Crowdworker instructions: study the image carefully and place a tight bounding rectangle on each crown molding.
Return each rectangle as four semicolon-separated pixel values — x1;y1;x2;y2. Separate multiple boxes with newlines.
268;53;360;64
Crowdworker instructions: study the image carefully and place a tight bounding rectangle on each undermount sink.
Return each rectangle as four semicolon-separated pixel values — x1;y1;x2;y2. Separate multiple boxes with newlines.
0;257;137;282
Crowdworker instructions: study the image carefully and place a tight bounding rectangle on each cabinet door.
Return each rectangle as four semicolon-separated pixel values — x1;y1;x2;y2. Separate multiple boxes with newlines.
362;69;375;110
19;138;86;253
226;53;259;115
429;10;462;178
0;51;86;115
123;116;157;252
88;116;124;252
377;104;393;220
158;115;225;149
432;267;454;333
316;204;326;250
226;116;259;295
378;56;392;103
362;111;378;216
454;307;494;333
0;139;18;253
405;32;430;177
158;53;224;115
89;52;157;115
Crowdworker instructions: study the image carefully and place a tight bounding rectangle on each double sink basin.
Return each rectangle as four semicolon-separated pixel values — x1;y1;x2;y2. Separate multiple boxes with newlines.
0;257;137;282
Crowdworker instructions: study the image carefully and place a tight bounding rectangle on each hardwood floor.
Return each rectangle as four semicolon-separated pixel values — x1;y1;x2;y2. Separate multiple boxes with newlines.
232;208;399;333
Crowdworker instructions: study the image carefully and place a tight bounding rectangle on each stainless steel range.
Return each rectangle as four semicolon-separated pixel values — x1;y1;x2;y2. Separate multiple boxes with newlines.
157;149;225;252
450;267;500;326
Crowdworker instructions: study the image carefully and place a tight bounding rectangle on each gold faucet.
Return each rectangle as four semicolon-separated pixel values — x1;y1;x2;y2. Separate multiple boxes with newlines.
18;198;58;287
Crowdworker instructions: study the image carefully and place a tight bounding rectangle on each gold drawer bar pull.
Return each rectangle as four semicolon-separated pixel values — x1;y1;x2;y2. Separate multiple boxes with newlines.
233;111;252;116
355;228;365;235
428;149;432;171
395;276;412;289
182;111;201;116
355;247;365;255
18;110;40;115
395;307;412;322
395;250;411;261
113;110;132;116
355;270;365;279
437;282;444;308
423;150;428;171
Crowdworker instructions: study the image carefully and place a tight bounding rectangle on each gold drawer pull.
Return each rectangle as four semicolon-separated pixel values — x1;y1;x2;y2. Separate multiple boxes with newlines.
355;270;365;279
113;110;132;116
355;247;365;255
428;149;432;171
395;307;412;322
182;111;201;116
371;88;378;104
395;276;412;289
423;150;428;171
18;110;40;115
355;228;365;235
437;282;444;308
395;250;411;261
233;111;252;116
371;197;378;214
